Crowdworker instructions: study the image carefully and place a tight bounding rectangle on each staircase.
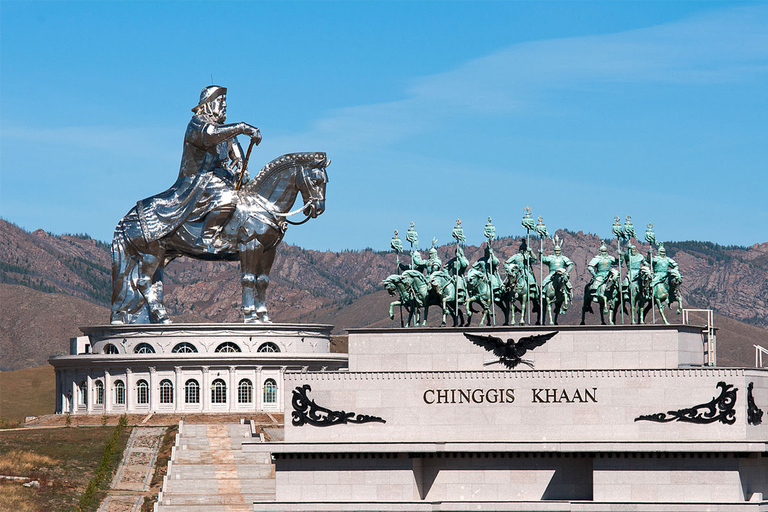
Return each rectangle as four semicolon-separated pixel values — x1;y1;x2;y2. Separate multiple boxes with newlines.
155;421;275;512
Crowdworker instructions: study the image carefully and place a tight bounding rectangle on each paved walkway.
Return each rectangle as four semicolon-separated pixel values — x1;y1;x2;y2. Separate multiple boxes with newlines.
156;422;275;512
98;426;166;512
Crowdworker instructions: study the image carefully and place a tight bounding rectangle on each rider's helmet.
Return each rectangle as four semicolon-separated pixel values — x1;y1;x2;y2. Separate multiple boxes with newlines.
658;244;666;257
553;242;562;256
627;243;636;254
599;241;608;255
429;247;438;259
192;85;227;113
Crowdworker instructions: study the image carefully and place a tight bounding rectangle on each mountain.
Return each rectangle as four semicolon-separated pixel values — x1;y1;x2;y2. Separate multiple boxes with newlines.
1;219;766;370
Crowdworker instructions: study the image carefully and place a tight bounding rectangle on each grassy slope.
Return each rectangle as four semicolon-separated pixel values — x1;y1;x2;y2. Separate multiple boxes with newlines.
0;426;130;512
0;365;55;422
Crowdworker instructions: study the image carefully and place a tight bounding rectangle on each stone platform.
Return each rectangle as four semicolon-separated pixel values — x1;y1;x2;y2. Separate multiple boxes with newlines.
50;323;346;416
248;325;768;511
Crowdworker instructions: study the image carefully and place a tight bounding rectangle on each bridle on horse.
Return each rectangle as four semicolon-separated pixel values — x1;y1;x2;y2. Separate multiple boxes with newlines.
278;165;326;226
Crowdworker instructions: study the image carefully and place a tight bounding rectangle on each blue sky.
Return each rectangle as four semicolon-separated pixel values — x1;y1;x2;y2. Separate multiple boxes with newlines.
1;1;766;251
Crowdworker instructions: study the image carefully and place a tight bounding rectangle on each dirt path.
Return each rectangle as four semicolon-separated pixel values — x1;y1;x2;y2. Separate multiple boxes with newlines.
98;426;166;512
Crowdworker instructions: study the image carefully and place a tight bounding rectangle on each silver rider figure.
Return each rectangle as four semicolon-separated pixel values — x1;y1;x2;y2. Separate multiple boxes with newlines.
137;85;261;250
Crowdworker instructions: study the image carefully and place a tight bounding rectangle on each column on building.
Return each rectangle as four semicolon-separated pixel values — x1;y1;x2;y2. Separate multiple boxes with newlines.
228;365;236;412
149;366;157;413
255;366;263;412
125;367;133;413
55;369;62;414
71;372;79;414
174;366;182;413
104;368;112;414
201;366;210;413
86;373;93;414
279;366;287;412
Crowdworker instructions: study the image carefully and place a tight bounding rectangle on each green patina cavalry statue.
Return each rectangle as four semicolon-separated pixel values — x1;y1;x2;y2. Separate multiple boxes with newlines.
384;216;683;328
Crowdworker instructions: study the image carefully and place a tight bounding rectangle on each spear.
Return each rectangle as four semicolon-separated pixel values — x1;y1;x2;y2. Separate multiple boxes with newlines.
452;219;466;318
406;222;418;270
645;223;657;324
484;217;497;326
612;216;626;324
623;216;636;323
535;216;550;324
522;207;535;324
391;230;403;274
390;229;404;326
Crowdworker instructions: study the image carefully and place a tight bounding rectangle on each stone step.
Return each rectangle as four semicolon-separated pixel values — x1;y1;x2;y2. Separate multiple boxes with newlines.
155;505;252;512
165;463;274;479
156;422;275;512
159;493;273;506
164;480;274;492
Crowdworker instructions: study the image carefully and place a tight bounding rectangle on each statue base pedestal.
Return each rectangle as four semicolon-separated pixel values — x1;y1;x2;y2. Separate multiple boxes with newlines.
246;325;768;510
49;323;347;416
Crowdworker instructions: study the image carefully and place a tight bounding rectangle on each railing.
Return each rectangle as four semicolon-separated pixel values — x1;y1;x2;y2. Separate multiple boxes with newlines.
682;308;716;367
755;345;768;368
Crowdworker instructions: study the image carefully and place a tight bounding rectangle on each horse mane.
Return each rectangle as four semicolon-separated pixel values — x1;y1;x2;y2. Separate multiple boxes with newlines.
245;152;326;194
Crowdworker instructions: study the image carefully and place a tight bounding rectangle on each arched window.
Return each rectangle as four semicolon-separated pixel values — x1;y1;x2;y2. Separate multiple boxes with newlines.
94;380;104;405
78;381;87;406
211;379;227;404
172;342;198;353
103;343;119;354
263;379;277;404
238;379;253;403
134;343;155;354
215;342;241;353
185;379;200;404
257;342;280;353
160;379;174;404
114;380;125;405
137;379;149;404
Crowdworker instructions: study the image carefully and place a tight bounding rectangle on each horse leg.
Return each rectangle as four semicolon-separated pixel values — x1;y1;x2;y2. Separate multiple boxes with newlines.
389;301;401;320
598;298;607;325
136;251;170;324
240;243;276;323
110;232;138;324
657;297;669;325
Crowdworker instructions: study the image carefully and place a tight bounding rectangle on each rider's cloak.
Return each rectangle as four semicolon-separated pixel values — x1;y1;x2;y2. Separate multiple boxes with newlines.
136;114;240;243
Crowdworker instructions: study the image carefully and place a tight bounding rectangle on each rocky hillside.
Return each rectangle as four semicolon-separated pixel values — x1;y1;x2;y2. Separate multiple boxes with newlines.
1;219;766;370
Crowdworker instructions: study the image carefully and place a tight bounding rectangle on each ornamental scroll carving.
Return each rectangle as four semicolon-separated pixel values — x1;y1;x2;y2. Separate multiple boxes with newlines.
747;382;763;426
291;384;386;427
634;381;737;425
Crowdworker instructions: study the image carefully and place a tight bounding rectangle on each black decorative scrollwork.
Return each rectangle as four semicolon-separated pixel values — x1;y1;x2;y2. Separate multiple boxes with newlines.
634;381;737;425
747;382;763;426
291;384;386;427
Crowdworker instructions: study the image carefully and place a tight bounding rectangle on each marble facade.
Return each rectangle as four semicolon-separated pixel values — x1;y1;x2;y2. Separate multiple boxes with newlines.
248;325;768;511
49;323;346;415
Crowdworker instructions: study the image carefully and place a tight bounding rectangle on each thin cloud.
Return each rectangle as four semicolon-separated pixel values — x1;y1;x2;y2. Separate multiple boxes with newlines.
279;5;767;148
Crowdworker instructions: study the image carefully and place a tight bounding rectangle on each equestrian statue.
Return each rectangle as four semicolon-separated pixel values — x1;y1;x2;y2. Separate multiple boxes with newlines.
539;235;574;325
111;86;329;324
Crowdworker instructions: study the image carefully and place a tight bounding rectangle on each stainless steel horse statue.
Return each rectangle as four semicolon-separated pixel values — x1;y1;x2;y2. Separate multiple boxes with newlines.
111;152;329;324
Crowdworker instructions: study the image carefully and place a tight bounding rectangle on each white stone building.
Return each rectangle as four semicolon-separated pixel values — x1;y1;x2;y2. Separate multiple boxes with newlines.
49;324;347;416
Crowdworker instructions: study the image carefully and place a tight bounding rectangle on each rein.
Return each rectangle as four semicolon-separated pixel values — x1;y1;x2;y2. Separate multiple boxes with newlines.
275;164;323;226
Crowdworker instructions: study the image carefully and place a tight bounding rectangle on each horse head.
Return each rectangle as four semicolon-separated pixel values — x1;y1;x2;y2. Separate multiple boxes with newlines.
383;275;402;296
296;154;329;219
241;152;328;220
668;268;682;291
504;262;520;283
